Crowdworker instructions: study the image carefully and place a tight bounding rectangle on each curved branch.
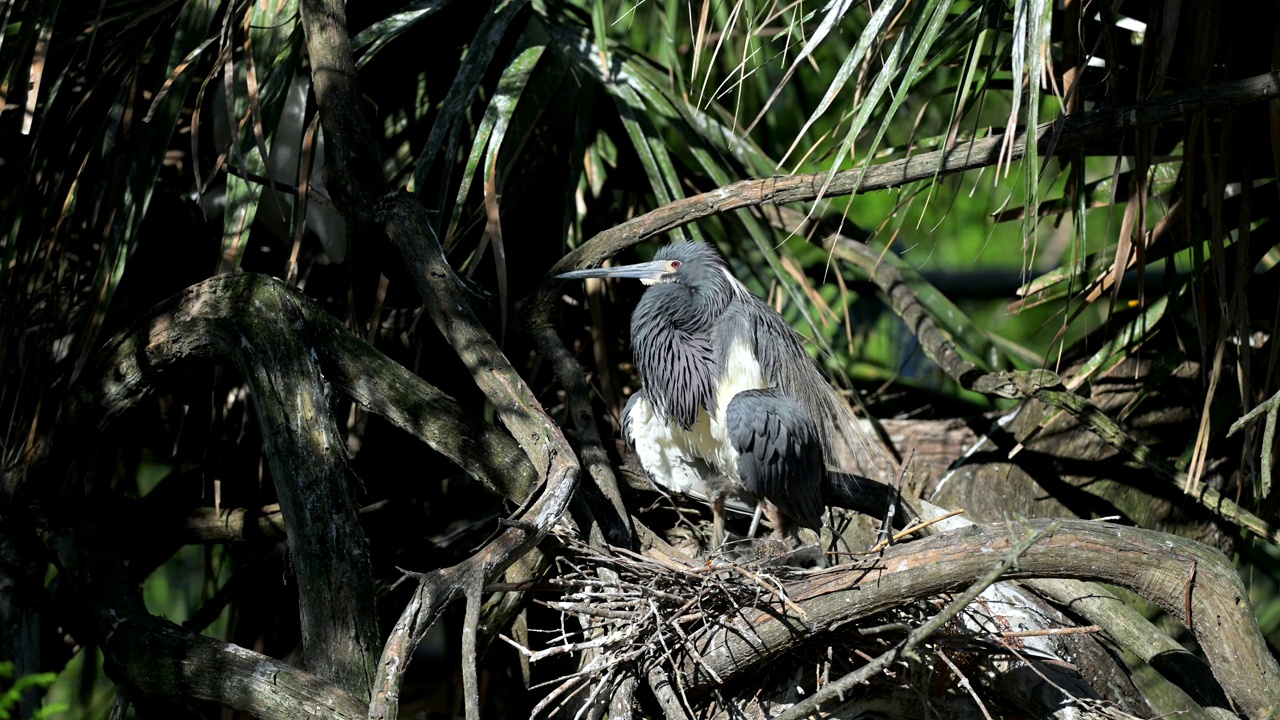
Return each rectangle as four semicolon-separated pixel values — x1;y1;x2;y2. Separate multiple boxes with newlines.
678;520;1279;719
108;615;367;719
82;273;379;696
298;2;584;715
866;498;1236;718
774;521;1057;720
375;208;583;720
538;70;1280;298
827;233;1278;546
81;273;534;501
38;451;364;719
380;195;575;478
67;272;546;702
299;0;575;490
533;325;633;548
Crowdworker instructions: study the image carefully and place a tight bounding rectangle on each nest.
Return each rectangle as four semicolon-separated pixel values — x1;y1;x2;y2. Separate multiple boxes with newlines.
494;519;1154;720
503;532;935;719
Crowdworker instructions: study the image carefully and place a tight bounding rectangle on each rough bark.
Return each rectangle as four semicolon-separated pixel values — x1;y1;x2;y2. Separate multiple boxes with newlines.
107;615;367;719
225;275;379;698
933;356;1241;547
78;272;534;499
676;520;1278;719
30;271;544;713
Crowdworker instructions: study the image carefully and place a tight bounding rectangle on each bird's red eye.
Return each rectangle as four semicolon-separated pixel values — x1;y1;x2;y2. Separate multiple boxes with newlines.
670;261;681;269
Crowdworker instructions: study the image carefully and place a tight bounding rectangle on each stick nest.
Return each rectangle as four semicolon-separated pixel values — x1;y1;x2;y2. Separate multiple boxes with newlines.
504;532;919;719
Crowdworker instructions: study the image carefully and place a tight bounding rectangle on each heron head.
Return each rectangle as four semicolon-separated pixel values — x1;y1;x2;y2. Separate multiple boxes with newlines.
555;241;724;287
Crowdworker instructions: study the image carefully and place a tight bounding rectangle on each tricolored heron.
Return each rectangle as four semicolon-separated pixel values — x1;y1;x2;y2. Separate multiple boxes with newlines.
559;241;885;548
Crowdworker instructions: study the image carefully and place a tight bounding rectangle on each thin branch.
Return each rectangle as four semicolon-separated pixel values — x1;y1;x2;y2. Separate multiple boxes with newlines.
462;580;484;720
367;452;578;719
935;649;995;720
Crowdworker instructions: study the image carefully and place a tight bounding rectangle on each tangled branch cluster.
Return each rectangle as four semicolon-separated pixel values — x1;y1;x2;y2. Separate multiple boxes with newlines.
506;535;822;716
502;533;1012;719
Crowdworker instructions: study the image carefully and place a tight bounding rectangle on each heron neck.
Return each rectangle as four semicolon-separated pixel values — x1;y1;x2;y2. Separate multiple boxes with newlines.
630;282;730;428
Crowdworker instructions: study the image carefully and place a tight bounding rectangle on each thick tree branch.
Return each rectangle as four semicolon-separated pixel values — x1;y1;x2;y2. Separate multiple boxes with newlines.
56;272;544;703
870;500;1236;719
108;615;367;719
538;71;1280;315
230;276;379;697
824;236;982;386
774;521;1057;720
78;273;533;501
677;520;1278;719
171;505;286;543
300;0;575;481
36;273;383;698
41;465;364;719
296;5;583;719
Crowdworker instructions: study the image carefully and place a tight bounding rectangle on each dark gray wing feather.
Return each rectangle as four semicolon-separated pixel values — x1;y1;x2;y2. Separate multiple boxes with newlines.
726;388;825;530
737;293;889;479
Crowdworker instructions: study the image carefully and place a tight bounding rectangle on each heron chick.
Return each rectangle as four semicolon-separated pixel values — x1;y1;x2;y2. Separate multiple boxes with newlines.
559;241;883;548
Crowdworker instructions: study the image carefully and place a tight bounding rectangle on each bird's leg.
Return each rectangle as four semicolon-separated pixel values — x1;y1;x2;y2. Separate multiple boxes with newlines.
711;493;726;550
747;503;764;539
762;501;796;545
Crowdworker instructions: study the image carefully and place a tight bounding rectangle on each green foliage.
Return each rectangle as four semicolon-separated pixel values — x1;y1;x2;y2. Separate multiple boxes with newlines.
4;0;1280;712
0;663;65;720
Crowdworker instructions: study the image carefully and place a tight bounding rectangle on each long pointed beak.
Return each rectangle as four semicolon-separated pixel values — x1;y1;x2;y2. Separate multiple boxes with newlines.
556;260;673;283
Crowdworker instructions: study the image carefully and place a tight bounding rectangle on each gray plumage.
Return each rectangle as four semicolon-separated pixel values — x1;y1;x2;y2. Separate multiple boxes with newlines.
559;240;884;540
629;242;734;428
726;389;824;530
